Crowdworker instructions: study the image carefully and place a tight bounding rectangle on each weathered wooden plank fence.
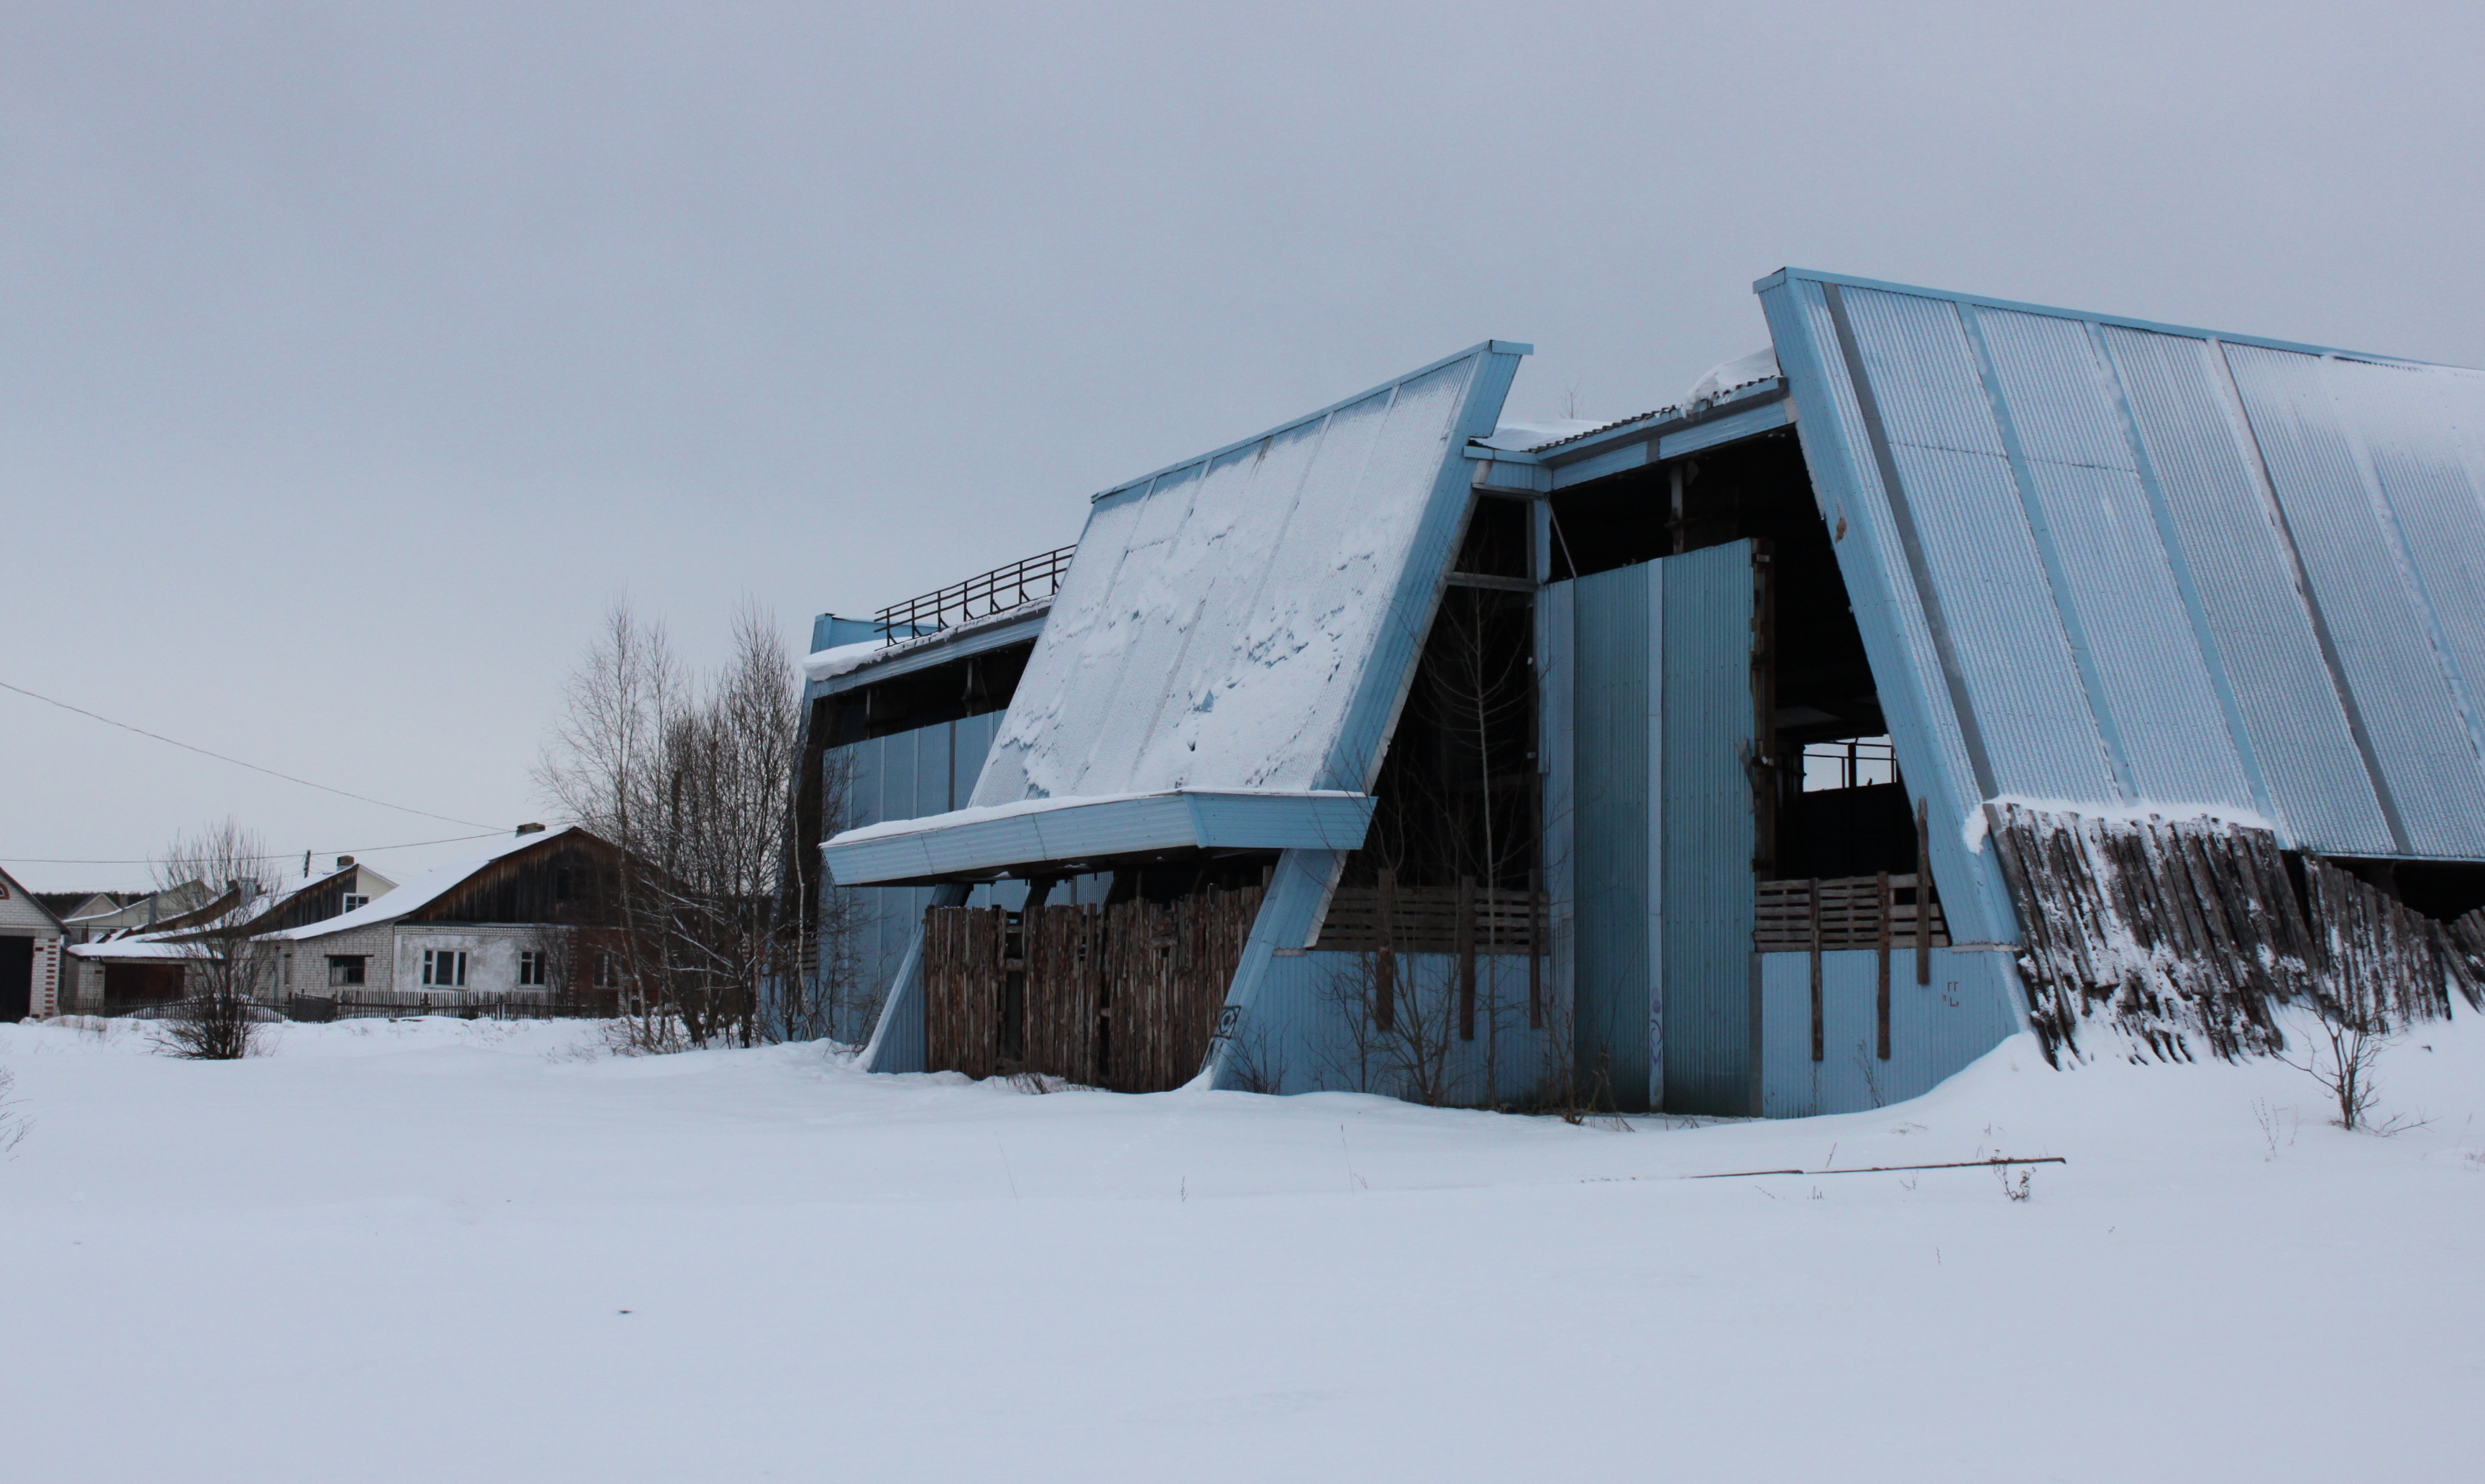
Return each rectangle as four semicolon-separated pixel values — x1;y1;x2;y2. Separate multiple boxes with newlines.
922;885;1263;1093
1982;802;2485;1064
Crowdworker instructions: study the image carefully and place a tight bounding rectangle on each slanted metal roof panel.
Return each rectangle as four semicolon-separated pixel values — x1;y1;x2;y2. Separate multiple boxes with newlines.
1763;266;2485;866
971;343;1527;819
1971;306;2258;810
2097;324;2390;852
2224;343;2485;855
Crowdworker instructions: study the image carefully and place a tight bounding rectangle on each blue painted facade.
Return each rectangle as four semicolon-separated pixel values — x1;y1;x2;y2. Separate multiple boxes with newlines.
784;270;2485;1118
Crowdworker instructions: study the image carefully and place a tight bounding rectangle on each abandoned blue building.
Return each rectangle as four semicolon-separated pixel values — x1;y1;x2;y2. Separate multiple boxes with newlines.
781;267;2485;1115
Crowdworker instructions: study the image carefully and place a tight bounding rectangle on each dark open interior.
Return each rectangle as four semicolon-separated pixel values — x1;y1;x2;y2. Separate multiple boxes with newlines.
1347;495;1539;894
824;641;1033;746
1549;423;1917;885
2333;858;2485;922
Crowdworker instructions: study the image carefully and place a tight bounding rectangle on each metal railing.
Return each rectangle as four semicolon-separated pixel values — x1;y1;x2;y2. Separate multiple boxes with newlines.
876;545;1075;644
1801;736;1897;792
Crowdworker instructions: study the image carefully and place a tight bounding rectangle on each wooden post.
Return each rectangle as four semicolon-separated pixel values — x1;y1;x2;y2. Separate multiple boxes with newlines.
1457;875;1477;1042
1808;879;1823;1063
1914;797;1933;986
1875;869;1893;1061
1375;868;1397;1033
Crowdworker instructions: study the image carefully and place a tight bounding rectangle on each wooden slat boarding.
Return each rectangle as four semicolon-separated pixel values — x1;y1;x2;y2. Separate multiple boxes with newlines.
1754;874;1947;950
1983;802;2485;1066
1314;884;1545;955
921;885;1263;1094
923;905;1007;1081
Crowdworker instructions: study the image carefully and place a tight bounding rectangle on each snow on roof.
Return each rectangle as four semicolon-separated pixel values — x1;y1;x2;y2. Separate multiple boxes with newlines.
1682;347;1780;407
825;787;1361;846
1478;349;1785;457
67;938;202;961
800;639;886;683
1472;418;1609;452
802;598;1058;684
263;827;578;941
969;346;1513;812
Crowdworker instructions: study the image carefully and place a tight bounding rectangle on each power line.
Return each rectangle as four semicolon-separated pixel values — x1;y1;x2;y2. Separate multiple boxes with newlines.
1;830;508;867
0;677;506;830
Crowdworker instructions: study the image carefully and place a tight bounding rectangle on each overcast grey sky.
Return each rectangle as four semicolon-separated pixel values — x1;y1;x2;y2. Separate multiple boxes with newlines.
6;1;2482;891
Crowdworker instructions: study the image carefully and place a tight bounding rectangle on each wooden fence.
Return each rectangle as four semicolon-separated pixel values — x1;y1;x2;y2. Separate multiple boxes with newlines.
923;885;1263;1093
1754;874;1947;951
1312;881;1542;955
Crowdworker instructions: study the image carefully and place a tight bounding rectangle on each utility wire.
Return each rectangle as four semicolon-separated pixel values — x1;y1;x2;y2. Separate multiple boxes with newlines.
1;830;508;867
0;677;505;830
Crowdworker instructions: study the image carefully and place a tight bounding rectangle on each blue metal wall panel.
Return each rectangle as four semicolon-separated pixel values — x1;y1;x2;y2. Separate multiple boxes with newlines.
1237;946;1560;1104
1757;950;2024;1117
1658;541;1758;1116
2223;343;2485;856
1568;562;1652;1109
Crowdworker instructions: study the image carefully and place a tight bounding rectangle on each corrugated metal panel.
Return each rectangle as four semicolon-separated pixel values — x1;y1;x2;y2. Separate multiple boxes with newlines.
1837;286;2117;802
2098;325;2392;851
1969;306;2258;809
1658;541;1757;1116
2223;343;2485;855
2326;357;2485;777
1762;267;2485;887
1758;949;2023;1117
1237;946;1560;1103
1568;560;1652;1110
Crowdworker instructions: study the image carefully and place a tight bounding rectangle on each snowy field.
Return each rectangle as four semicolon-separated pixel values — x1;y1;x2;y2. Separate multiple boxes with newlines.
2;1012;2479;1483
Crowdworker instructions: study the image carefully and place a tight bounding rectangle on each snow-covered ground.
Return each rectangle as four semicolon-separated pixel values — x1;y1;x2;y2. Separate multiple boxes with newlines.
2;1011;2479;1483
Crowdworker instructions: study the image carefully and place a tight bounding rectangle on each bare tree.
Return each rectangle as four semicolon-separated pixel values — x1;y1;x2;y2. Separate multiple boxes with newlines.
149;817;275;1060
538;600;803;1052
1311;949;1467;1106
2281;1001;2400;1132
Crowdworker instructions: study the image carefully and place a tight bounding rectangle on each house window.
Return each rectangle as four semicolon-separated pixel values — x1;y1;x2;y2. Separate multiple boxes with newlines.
421;949;468;988
592;950;618;989
327;956;367;987
342;894;370;913
518;949;547;987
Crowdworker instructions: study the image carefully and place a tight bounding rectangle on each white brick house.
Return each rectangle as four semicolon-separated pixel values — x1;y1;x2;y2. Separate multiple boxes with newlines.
0;864;66;1021
261;826;622;1007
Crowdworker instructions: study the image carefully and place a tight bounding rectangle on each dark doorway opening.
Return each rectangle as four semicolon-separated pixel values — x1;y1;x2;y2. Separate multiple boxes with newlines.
0;936;31;1020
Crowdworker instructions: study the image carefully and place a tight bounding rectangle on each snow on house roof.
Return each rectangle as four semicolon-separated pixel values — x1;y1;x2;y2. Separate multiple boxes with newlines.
67;938;201;961
263;827;580;941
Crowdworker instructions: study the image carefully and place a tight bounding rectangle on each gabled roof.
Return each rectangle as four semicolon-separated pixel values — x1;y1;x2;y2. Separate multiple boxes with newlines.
263;827;597;940
0;864;66;931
